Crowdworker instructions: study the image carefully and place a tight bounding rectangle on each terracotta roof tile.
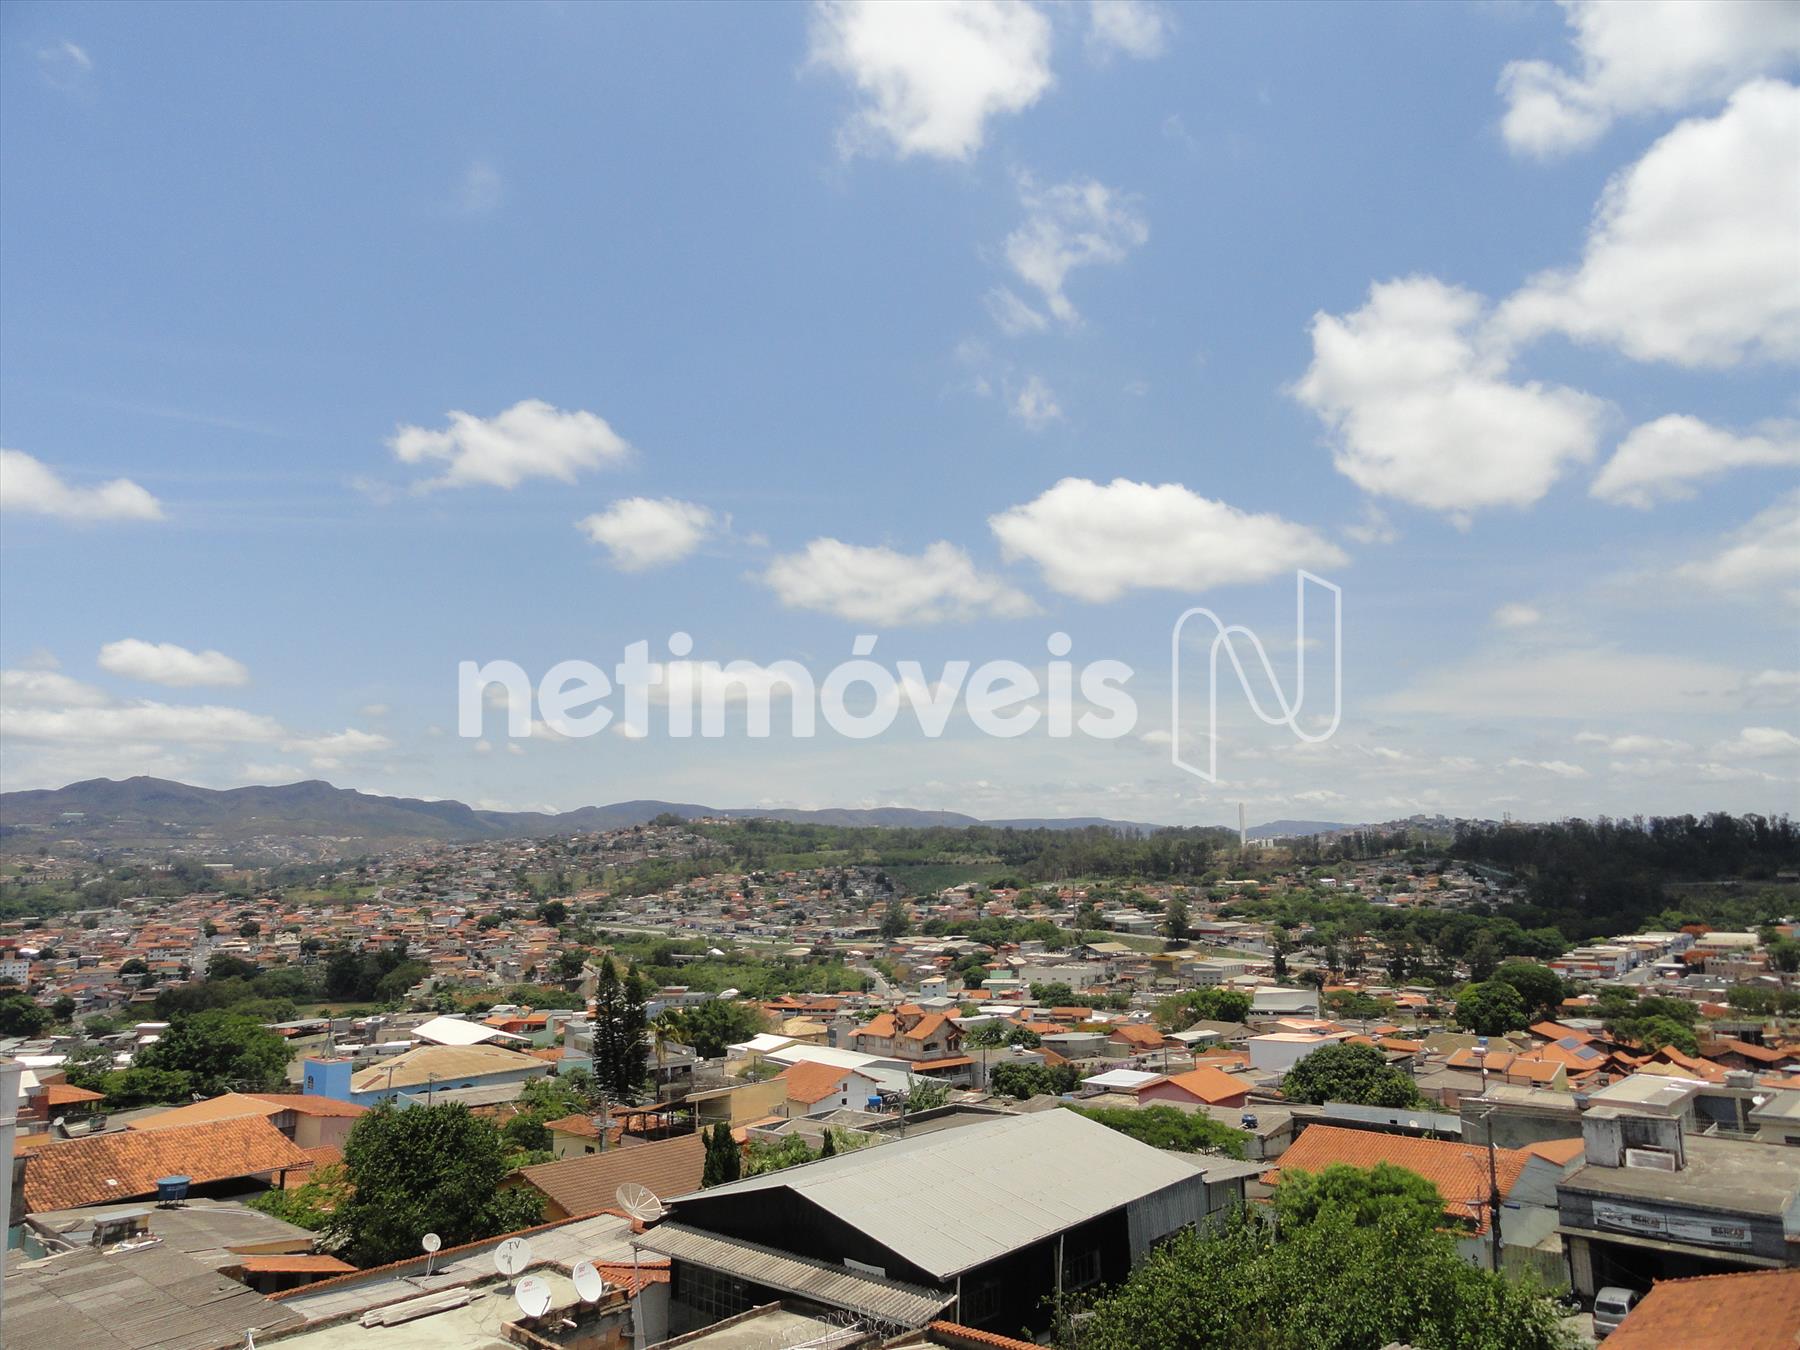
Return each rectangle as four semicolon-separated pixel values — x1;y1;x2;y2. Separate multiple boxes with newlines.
925;1320;1040;1350
781;1061;853;1105
513;1131;705;1217
1263;1124;1528;1234
1607;1269;1800;1350
23;1115;314;1212
1147;1065;1255;1104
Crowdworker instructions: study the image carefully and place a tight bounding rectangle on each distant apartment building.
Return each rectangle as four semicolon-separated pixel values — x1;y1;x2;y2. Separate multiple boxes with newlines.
1550;946;1634;982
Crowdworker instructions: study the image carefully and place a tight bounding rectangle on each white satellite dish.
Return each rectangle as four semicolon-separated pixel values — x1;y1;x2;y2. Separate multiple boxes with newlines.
571;1260;606;1304
514;1274;552;1320
493;1236;533;1278
421;1233;442;1254
615;1183;666;1222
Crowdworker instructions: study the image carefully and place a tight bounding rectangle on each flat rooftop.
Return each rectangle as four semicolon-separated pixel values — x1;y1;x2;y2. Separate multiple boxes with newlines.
272;1271;579;1350
1561;1135;1800;1216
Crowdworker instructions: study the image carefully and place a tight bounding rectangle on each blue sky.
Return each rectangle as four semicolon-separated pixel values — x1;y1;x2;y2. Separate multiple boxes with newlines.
2;0;1796;825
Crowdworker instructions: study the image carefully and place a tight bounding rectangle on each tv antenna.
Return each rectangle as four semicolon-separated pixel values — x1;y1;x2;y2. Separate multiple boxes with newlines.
493;1236;533;1282
614;1183;666;1223
571;1260;606;1304
421;1232;441;1278
514;1274;552;1320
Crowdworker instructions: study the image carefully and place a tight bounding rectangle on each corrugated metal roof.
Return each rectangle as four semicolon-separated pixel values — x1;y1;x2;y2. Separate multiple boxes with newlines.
668;1109;1204;1279
633;1222;951;1326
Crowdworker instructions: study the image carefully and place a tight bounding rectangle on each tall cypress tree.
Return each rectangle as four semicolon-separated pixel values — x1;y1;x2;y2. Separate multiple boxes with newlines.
592;957;649;1103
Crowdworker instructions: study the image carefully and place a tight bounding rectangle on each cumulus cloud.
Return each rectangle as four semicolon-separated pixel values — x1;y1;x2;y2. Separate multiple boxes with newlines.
99;639;249;688
1498;82;1800;368
1498;0;1800;158
1087;0;1171;61
1575;731;1692;754
761;538;1038;625
0;669;112;709
1;702;285;746
1293;278;1606;515
808;0;1054;161
1676;489;1800;602
389;399;630;490
996;175;1148;329
1505;757;1590;779
1492;602;1543;629
1011;375;1064;429
0;449;165;523
989;477;1346;602
1594;415;1800;507
287;727;394;769
577;497;716;571
1710;725;1800;759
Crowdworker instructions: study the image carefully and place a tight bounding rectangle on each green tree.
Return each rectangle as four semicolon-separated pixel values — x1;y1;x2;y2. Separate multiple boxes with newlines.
745;1133;814;1176
1280;1042;1425;1109
1030;981;1078;1007
247;1163;350;1232
819;1127;837;1158
702;1121;741;1186
329;1103;544;1266
0;992;49;1037
990;1062;1081;1100
50;995;77;1024
1491;961;1565;1019
668;999;767;1058
1165;896;1190;943
879;898;911;940
906;1076;952;1111
539;900;568;927
91;1066;195;1107
1069;1104;1246;1158
1153;987;1252;1031
135;1010;291;1096
1464;931;1503;983
591;957;649;1103
1076;1193;1573;1349
1454;981;1530;1037
1273;1162;1445;1232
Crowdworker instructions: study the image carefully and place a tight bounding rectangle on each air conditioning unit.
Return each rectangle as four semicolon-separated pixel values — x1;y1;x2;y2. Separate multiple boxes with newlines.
1624;1147;1677;1172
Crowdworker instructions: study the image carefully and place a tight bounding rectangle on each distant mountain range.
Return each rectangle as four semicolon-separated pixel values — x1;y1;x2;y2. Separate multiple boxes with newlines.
1244;818;1354;840
0;776;1197;853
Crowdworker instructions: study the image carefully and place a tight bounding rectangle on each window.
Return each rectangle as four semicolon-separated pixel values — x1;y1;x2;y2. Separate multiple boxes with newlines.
1063;1247;1102;1291
963;1277;1002;1325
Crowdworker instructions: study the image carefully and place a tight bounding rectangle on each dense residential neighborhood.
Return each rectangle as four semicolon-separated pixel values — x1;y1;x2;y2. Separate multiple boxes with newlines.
2;811;1797;1348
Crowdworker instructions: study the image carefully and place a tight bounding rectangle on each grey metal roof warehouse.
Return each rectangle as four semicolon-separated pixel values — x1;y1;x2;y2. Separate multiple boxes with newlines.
633;1223;952;1326
666;1108;1208;1280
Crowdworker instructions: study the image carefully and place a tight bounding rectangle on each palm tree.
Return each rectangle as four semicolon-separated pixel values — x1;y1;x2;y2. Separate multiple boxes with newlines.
650;1009;690;1102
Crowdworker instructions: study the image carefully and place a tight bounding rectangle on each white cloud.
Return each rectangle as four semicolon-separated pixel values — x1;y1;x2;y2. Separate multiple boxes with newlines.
1292;277;1605;515
1709;726;1800;759
1492;602;1543;629
455;160;503;214
1741;670;1800;708
1342;504;1397;546
1498;0;1800;157
360;703;391;718
0;449;165;522
1011;375;1064;429
997;175;1148;328
984;287;1051;336
1505;757;1590;779
1676;489;1800;602
989;477;1347;602
1086;0;1171;61
99;639;249;688
1595;415;1800;507
286;727;394;770
762;538;1038;625
0;669;111;709
36;40;92;91
1575;731;1691;754
1;702;285;746
1498;82;1800;368
389;399;630;491
1383;647;1738;719
808;0;1054;161
577;497;716;571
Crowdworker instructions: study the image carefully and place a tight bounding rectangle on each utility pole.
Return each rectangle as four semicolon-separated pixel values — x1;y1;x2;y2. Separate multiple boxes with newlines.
0;1058;23;1342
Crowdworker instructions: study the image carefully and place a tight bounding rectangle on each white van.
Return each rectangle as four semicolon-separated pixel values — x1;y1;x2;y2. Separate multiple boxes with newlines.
1593;1287;1640;1338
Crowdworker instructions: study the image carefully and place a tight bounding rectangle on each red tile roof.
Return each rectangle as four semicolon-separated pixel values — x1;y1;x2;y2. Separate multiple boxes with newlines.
925;1321;1040;1350
1606;1269;1800;1350
781;1061;853;1105
1263;1124;1528;1233
1146;1065;1255;1104
23;1115;314;1212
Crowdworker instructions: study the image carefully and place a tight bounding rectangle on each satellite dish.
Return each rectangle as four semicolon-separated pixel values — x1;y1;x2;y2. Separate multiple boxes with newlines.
615;1183;666;1222
571;1260;605;1303
493;1236;533;1277
421;1233;441;1254
514;1274;552;1319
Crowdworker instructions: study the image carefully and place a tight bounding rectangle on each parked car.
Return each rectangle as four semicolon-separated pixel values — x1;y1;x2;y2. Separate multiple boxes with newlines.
1593;1286;1641;1338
